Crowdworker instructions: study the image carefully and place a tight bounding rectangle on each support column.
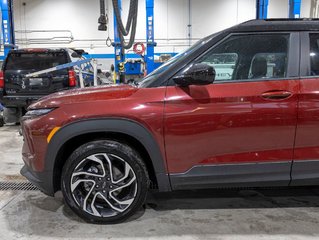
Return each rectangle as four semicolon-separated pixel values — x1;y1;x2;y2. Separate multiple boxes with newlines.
0;0;15;56
289;0;301;18
113;0;125;84
256;0;269;19
146;0;155;75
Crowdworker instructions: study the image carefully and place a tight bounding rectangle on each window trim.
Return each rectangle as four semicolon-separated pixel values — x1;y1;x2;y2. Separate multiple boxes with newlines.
299;31;319;79
169;31;300;86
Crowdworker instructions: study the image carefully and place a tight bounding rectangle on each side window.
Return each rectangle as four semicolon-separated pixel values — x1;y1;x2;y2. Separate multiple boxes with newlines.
309;34;319;76
248;53;287;79
196;34;290;82
201;53;238;80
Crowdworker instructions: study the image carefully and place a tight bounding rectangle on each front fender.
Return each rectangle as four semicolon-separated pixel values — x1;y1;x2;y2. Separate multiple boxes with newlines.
46;118;171;193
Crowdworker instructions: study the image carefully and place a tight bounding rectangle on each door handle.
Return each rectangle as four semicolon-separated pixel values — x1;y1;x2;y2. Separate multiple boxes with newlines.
261;90;292;100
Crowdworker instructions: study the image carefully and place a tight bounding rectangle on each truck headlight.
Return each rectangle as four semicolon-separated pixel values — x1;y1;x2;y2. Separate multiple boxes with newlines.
24;108;55;119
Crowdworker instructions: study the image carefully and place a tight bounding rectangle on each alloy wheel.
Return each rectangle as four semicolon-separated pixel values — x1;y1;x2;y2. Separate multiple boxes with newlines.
70;153;137;218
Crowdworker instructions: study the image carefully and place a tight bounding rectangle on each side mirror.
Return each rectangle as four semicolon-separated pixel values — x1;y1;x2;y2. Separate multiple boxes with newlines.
71;52;80;58
71;49;88;58
173;63;216;87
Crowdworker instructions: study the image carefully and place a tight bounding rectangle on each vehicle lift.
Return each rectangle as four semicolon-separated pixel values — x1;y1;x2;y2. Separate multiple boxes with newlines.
288;0;302;18
25;58;98;88
111;0;155;84
0;0;15;56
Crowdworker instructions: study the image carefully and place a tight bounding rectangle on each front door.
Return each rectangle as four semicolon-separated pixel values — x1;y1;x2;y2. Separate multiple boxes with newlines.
164;33;300;190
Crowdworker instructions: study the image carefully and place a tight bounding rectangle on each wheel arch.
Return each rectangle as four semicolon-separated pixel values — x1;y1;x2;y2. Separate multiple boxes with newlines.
45;118;171;195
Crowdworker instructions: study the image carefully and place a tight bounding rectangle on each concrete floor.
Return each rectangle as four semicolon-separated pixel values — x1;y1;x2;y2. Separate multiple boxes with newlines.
2;126;319;239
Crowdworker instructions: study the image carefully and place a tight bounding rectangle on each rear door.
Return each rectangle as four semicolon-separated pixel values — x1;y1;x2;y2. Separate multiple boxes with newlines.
165;32;300;189
4;51;69;96
291;32;319;185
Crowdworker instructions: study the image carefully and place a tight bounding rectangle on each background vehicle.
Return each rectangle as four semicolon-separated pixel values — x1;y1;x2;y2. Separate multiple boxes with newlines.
0;48;96;124
21;19;319;224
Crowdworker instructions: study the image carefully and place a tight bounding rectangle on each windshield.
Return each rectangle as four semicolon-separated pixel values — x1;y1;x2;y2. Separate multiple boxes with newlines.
138;35;213;88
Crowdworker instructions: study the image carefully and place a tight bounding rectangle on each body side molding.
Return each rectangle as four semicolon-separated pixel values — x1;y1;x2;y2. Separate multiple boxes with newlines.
291;160;319;186
170;161;292;190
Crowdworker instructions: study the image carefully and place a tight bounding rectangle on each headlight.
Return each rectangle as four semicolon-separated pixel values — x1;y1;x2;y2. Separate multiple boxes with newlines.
24;108;55;118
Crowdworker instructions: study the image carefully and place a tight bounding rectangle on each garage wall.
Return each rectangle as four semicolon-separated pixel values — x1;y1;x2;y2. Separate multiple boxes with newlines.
301;0;312;17
191;0;255;38
268;0;288;18
12;1;256;51
9;0;315;69
267;0;312;18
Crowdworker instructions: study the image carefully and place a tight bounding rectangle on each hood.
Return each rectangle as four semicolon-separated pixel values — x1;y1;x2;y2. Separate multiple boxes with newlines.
29;84;138;109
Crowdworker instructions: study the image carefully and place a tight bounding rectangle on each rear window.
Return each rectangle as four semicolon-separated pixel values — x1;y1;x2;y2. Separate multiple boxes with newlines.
5;52;68;71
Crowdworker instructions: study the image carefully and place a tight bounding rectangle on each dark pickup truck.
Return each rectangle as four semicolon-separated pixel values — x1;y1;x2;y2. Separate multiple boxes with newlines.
0;48;94;124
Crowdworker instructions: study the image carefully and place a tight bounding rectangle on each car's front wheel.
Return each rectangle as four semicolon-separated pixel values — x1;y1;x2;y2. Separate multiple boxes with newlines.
61;140;149;224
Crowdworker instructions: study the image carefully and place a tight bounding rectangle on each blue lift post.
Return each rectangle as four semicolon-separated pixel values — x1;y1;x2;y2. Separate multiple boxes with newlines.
256;0;269;19
0;0;15;57
289;0;301;18
113;0;155;80
113;0;125;84
146;0;155;75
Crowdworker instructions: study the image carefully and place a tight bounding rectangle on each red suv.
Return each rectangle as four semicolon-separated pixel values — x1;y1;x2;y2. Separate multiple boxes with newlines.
21;19;319;223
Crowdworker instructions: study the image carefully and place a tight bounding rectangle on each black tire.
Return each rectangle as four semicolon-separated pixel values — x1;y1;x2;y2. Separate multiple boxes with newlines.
61;140;149;224
0;116;3;127
3;107;21;124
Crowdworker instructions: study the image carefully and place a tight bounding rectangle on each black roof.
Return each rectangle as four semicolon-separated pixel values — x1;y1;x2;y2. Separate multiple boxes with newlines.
9;48;88;55
230;18;319;32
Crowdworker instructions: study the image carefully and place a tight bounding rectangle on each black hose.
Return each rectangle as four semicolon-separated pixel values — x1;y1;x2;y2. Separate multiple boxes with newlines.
112;0;138;49
100;0;106;15
112;0;136;36
118;3;137;49
98;0;107;30
118;15;137;49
